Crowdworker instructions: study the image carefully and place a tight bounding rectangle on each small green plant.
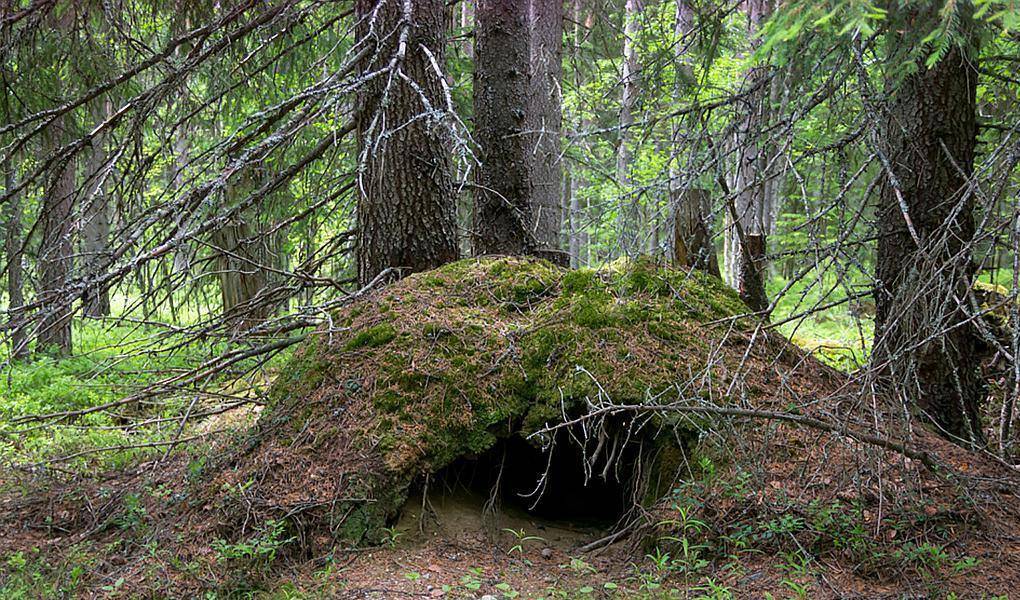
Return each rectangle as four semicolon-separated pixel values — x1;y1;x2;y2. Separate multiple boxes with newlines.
656;500;710;589
781;579;810;600
777;549;812;578
5;551;27;571
459;567;484;592
112;492;147;531
186;455;208;481
503;527;545;565
1;548;88;598
564;556;597;575
645;547;672;572
211;519;295;575
693;578;734;600
494;581;520;598
952;555;981;573
380;526;402;548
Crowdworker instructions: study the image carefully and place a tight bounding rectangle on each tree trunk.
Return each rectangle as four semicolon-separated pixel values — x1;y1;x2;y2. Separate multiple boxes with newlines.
615;0;640;257
874;5;984;445
212;214;269;330
473;0;530;258
3;160;28;359
670;0;719;277
673;189;720;275
527;0;565;264
36;116;76;356
355;0;458;286
724;0;771;313
456;0;475;257
81;98;113;317
473;0;564;264
567;0;589;268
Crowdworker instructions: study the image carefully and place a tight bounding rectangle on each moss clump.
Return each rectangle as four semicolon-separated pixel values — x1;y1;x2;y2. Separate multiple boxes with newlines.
266;341;330;408
241;256;826;548
488;258;559;307
344;323;397;350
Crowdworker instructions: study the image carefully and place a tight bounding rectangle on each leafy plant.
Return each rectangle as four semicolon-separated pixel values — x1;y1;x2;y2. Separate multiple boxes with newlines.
503;527;545;560
211;519;295;575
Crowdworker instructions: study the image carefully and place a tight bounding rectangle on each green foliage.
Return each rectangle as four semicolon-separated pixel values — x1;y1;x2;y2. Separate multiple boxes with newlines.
503;528;546;561
769;271;873;371
211;519;295;575
0;322;263;472
0;547;93;598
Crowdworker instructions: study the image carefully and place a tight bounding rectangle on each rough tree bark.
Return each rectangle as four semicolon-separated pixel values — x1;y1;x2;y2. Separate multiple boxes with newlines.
36;116;76;356
472;0;530;257
473;0;565;264
670;0;719;277
874;4;985;445
528;0;565;264
615;0;641;257
355;0;458;286
81;98;113;317
723;0;773;313
3;160;28;359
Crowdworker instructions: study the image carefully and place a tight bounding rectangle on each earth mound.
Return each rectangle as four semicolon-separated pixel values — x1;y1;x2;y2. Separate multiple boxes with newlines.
213;256;839;549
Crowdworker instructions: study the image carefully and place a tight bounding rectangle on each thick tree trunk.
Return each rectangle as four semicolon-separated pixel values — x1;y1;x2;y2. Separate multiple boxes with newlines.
874;6;984;445
528;0;565;264
615;0;640;257
3;161;28;359
81;99;113;317
473;0;564;264
37;117;76;356
473;0;531;257
724;0;772;313
355;0;458;286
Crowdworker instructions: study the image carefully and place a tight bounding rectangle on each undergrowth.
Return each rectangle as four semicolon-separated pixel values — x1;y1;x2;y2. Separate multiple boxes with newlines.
0;321;278;474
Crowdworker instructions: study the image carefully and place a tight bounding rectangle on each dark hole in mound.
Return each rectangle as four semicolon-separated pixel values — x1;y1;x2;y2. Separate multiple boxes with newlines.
426;433;640;527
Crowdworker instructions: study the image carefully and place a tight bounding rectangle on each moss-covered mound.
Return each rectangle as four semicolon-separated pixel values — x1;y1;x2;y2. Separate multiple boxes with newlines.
214;256;835;549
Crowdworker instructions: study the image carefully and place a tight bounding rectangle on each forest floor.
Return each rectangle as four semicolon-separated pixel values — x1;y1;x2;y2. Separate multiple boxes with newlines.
4;259;1020;598
264;462;1020;600
248;422;1020;599
5;418;1019;599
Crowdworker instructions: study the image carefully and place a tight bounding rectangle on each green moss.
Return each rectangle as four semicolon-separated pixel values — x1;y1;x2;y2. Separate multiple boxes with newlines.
265;342;329;407
617;256;671;296
561;268;603;295
373;391;404;412
569;294;617;328
345;323;397;350
256;256;771;546
488;257;560;306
